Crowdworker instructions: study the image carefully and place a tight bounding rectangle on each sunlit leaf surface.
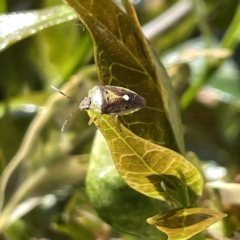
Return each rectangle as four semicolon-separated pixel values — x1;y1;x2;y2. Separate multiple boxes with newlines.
86;130;168;239
92;114;203;204
147;207;227;240
0;4;77;51
65;0;184;154
67;0;203;208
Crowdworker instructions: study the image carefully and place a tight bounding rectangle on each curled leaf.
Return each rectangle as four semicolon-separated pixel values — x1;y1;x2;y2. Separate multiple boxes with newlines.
86;130;168;239
147;207;227;240
93;114;203;205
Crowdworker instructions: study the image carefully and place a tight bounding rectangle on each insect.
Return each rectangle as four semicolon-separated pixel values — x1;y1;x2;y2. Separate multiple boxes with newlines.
51;85;146;131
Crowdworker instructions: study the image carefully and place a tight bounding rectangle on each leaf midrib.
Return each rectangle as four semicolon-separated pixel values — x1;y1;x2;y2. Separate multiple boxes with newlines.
103;117;160;175
74;1;154;84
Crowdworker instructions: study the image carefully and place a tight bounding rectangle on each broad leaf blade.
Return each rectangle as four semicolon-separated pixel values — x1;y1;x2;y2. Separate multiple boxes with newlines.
86;130;168;239
147;207;227;240
93;115;203;205
0;5;76;51
122;0;184;154
65;0;184;153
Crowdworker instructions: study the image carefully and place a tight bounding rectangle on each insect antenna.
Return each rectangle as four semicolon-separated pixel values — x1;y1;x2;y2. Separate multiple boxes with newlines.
51;85;81;131
51;85;79;104
61;109;80;132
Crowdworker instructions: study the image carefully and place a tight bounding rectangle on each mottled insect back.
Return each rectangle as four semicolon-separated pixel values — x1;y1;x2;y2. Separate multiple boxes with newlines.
51;85;146;131
86;85;146;115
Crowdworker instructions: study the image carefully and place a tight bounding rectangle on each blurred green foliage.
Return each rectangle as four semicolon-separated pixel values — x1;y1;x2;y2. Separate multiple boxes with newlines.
0;0;240;239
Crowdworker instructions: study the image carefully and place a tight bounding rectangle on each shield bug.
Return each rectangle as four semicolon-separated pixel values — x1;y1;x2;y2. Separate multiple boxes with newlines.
51;85;146;131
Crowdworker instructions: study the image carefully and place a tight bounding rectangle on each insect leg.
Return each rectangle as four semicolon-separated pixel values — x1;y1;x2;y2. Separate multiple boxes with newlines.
88;113;97;125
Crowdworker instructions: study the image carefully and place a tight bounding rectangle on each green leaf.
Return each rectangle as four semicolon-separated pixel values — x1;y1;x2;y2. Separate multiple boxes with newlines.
64;0;184;154
0;5;77;52
90;114;203;205
0;4;92;95
146;207;227;240
86;130;168;239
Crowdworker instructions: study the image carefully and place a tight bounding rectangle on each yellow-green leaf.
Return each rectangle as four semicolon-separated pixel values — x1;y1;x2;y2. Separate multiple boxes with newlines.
86;130;168;239
64;0;184;154
146;207;227;240
92;114;203;205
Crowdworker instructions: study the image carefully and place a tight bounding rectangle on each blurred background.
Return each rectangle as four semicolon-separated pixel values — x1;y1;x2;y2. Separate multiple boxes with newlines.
0;0;240;239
